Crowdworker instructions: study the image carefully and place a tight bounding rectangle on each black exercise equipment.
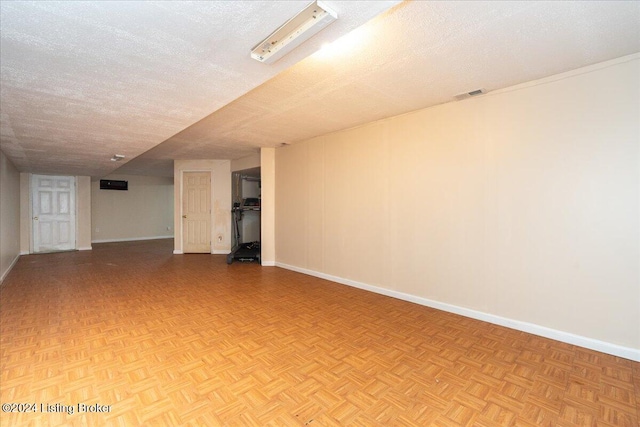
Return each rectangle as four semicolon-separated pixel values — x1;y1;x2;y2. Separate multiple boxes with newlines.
227;200;260;264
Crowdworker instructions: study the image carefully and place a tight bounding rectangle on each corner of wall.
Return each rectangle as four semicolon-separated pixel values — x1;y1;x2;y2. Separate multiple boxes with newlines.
76;176;92;250
260;148;276;265
19;173;30;254
173;166;182;254
0;151;21;282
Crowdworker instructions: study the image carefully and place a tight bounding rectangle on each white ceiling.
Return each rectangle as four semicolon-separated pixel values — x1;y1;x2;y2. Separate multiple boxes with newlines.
0;0;398;176
1;1;639;178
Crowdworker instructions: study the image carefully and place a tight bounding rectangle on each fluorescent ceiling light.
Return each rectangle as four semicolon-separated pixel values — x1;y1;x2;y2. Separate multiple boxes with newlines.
314;24;371;60
110;154;125;162
251;1;338;64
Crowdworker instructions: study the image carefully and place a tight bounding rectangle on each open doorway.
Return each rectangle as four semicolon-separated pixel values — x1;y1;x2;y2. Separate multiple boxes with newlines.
227;167;260;263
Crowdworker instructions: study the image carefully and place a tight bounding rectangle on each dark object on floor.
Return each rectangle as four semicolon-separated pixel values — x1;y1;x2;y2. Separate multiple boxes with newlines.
227;241;260;264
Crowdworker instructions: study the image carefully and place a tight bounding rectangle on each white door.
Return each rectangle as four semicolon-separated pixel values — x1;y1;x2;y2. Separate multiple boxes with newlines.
32;175;76;253
182;172;211;253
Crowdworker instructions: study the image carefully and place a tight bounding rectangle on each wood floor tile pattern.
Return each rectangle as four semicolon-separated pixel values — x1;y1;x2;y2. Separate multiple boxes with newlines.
1;239;638;426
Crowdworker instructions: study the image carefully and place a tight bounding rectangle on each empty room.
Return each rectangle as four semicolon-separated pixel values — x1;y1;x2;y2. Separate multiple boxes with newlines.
1;1;639;426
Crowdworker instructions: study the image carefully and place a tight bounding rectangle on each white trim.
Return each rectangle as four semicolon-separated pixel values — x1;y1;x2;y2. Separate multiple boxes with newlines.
261;261;276;267
212;250;229;255
20;251;29;255
173;249;183;254
275;262;640;362
78;246;93;251
92;236;173;244
0;253;21;284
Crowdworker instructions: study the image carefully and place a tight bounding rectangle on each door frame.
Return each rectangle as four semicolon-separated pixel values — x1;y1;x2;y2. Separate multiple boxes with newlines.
30;174;77;253
179;170;213;254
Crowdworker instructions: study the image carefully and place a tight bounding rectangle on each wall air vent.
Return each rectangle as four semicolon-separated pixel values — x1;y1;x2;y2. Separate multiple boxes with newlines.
100;180;128;191
454;88;486;101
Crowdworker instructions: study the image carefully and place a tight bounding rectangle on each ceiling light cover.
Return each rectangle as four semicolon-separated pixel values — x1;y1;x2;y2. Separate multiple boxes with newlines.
251;1;338;64
111;154;125;161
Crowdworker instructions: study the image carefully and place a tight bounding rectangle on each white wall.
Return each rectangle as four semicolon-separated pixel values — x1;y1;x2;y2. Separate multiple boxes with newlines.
174;160;231;254
275;55;640;359
92;174;173;243
0;150;21;283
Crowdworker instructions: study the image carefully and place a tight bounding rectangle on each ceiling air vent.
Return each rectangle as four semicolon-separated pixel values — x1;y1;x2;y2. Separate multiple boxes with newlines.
454;88;486;101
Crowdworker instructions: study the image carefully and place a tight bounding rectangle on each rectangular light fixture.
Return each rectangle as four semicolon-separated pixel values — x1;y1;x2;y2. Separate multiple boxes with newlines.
251;1;338;64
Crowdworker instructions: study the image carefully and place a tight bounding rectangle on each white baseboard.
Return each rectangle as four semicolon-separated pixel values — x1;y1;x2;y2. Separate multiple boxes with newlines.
261;261;276;267
275;262;640;362
92;235;173;244
0;253;21;284
78;246;92;251
20;251;29;255
173;250;183;255
212;250;230;255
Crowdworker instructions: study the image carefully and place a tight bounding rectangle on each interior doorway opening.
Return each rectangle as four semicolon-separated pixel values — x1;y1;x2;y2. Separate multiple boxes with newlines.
227;167;261;264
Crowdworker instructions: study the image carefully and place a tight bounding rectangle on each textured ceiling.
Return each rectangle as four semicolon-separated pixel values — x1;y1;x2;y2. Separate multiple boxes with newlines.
0;0;398;176
1;1;639;178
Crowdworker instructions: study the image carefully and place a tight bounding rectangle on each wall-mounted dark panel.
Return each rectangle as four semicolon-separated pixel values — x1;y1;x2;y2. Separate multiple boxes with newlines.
100;180;128;190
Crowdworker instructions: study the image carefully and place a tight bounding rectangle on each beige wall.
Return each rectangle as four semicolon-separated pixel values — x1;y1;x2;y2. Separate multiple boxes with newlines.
174;160;231;254
19;173;92;253
77;176;92;249
74;177;93;250
92;174;173;243
19;173;30;254
275;56;640;358
231;153;261;172
261;148;275;266
0;150;21;282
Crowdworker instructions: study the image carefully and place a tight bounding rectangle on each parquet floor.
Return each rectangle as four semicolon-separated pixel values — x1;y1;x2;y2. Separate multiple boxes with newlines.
1;239;638;426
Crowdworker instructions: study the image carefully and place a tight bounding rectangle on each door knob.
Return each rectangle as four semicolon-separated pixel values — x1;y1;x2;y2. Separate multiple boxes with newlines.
182;215;187;218
33;216;39;220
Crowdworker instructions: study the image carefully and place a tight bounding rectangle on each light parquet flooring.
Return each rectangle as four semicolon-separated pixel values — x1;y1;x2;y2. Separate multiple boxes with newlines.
1;239;638;426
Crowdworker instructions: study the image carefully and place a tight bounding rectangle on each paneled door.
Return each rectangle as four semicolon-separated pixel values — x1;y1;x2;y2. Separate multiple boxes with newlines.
182;172;211;253
31;175;76;253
